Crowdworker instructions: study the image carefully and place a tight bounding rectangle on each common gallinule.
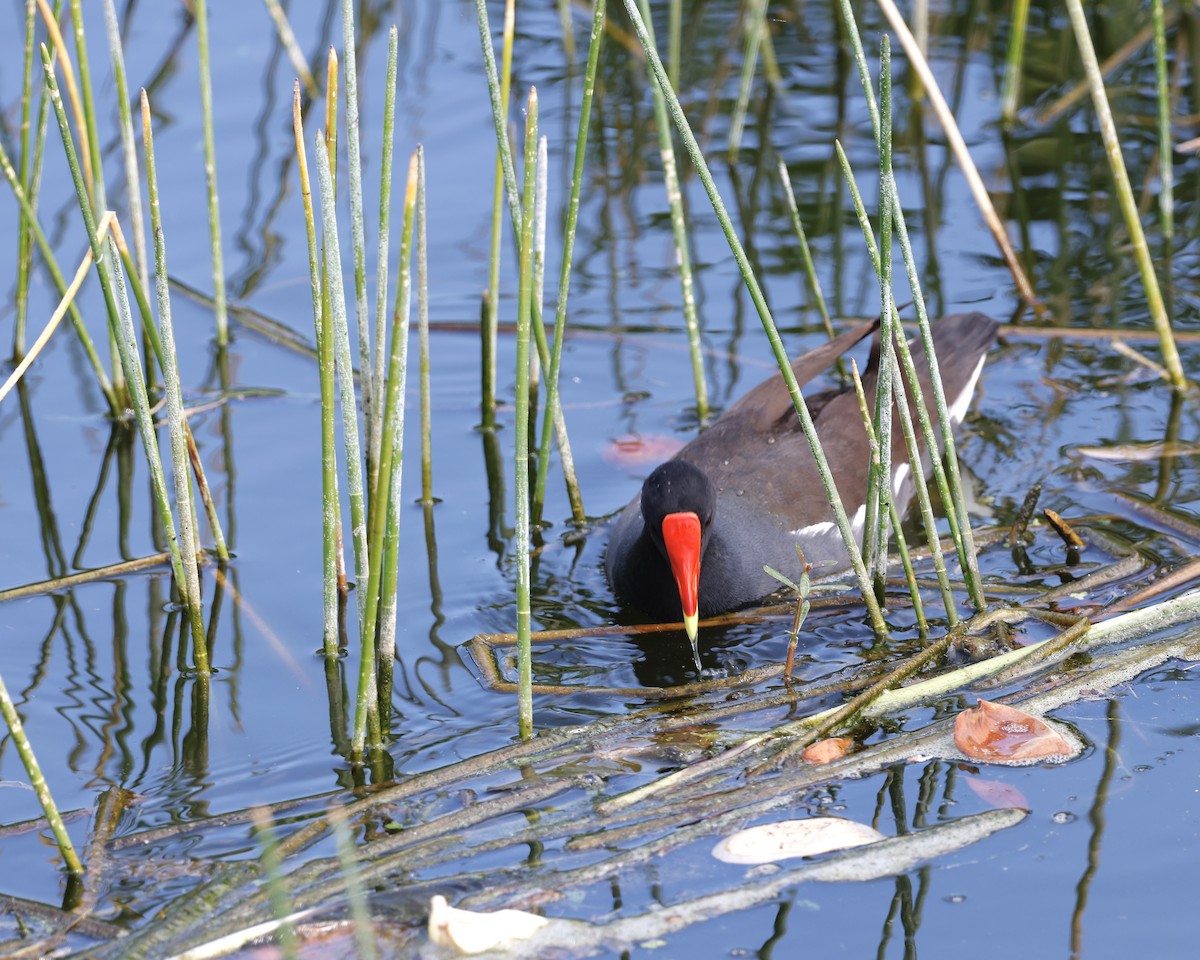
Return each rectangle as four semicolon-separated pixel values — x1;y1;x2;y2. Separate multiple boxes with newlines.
605;312;999;665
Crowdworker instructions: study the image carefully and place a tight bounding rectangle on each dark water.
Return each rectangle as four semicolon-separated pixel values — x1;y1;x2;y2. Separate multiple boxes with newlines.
1;0;1198;955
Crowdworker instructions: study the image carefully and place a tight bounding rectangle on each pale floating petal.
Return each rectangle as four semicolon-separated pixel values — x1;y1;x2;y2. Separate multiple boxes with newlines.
712;817;885;865
965;775;1030;810
602;434;685;468
954;699;1075;764
802;737;853;764
428;894;548;954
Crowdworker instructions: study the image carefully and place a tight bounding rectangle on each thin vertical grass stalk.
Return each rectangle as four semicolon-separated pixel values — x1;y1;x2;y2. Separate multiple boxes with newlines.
325;49;339;188
849;360;927;637
103;0;148;292
868;0;1040;312
322;51;348;601
1151;0;1174;241
13;0;38;359
834;143;962;617
1001;0;1031;122
620;0;888;640
368;26;400;506
417;146;433;504
249;808;299;960
667;0;682;89
1062;0;1182;387
328;805;378;960
867;37;896;593
0;137;117;413
143;92;208;674
67;0;106;212
638;0;707;420
831;10;986;609
314;130;377;756
35;0;93;197
102;216;230;563
112;225;210;669
339;0;375;468
728;0;768;159
54;0;126;399
529;135;548;423
557;0;576;61
514;88;539;739
533;0;603;526
194;0;229;346
0;671;83;875
476;0;516;431
263;0;319;100
293;85;339;654
368;155;418;714
776;157;837;343
477;0;586;517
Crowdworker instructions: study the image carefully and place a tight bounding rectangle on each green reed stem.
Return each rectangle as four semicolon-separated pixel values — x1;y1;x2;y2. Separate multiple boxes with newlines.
114;239;210;668
104;0;155;392
0;137;117;414
533;0;603;526
1062;0;1182;387
0;671;83;874
417;146;433;504
476;0;515;431
531;135;548;417
849;360;927;637
728;0;768;159
14;0;37;359
1151;0;1174;241
68;0;105;214
667;0;682;89
249;809;299;960
833;7;985;609
322;52;348;602
515;89;538;739
477;0;585;518
872;0;1038;312
142;92;208;670
834;142;961;619
620;0;887;641
314;130;377;755
776;157;836;344
557;0;576;61
53;5;125;398
1001;0;1031;122
103;0;148;292
329;805;378;960
868;37;895;595
368;26;400;507
370;155;418;716
293;86;339;654
193;0;228;346
340;0;375;469
639;0;707;421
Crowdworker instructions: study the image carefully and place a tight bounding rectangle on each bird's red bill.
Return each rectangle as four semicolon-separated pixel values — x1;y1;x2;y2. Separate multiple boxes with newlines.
661;511;702;619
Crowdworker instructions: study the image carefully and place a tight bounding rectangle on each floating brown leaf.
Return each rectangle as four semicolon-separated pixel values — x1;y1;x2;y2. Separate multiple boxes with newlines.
802;737;853;764
954;699;1073;764
712;817;884;865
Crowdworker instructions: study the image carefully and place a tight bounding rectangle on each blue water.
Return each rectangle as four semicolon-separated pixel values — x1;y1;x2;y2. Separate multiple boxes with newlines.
1;0;1198;955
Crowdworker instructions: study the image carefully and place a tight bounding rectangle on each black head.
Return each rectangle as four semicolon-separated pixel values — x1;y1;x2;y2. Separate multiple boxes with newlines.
640;460;715;551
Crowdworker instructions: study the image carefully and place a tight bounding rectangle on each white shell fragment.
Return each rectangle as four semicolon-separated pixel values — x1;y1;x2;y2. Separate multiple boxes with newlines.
428;894;548;955
712;817;885;865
